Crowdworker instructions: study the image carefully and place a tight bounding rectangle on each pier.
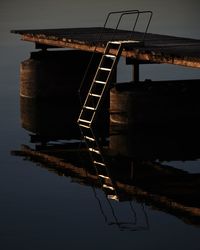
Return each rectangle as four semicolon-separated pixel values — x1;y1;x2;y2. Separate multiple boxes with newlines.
12;27;200;68
12;11;200;187
11;13;200;222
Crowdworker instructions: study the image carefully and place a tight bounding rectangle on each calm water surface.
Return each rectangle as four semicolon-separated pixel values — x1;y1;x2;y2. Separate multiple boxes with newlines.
1;1;200;249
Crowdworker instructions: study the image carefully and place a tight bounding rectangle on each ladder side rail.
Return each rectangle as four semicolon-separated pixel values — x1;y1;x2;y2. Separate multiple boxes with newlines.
89;44;123;124
78;44;124;200
77;34;106;104
84;128;116;190
78;42;123;125
94;46;123;113
78;42;117;119
78;63;105;123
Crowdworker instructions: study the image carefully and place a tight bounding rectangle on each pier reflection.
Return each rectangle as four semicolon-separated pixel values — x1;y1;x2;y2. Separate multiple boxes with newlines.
12;96;200;229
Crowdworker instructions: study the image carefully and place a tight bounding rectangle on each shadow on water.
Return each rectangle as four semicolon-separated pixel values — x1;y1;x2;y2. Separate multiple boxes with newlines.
12;95;200;230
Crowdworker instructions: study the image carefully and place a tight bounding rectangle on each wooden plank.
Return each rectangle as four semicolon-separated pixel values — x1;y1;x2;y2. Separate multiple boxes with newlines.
11;27;200;68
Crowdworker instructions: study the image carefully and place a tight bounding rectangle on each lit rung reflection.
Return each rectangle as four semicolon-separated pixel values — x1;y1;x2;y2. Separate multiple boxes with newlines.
107;194;119;201
99;174;110;179
103;184;115;190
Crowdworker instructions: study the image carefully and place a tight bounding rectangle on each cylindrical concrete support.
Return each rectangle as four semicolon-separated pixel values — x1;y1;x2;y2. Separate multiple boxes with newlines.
20;50;115;141
20;50;102;99
109;80;200;159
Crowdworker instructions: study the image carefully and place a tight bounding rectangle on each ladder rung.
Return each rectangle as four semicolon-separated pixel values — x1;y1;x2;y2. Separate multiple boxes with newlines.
94;80;106;84
107;195;119;201
99;174;110;179
78;118;91;124
84;136;95;141
110;41;121;44
103;184;115;190
93;160;106;166
84;106;96;111
89;148;100;154
78;123;90;129
99;67;111;71
89;93;101;98
105;54;116;58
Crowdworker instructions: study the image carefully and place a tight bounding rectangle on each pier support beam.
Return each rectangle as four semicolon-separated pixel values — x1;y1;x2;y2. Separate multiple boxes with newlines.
126;57;157;83
132;62;139;82
126;58;140;83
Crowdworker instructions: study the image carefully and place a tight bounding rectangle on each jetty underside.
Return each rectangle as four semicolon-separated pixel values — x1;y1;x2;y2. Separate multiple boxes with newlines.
12;27;200;68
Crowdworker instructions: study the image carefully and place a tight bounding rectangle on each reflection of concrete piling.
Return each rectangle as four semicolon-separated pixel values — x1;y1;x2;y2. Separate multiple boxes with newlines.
20;50;114;140
20;97;80;140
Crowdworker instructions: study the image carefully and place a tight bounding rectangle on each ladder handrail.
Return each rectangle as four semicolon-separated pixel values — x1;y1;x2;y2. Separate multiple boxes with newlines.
103;10;153;40
116;10;153;41
78;10;139;103
105;10;140;43
103;9;140;29
78;9;153;102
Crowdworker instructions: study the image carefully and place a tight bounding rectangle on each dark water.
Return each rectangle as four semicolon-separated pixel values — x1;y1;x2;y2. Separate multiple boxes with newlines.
1;1;200;249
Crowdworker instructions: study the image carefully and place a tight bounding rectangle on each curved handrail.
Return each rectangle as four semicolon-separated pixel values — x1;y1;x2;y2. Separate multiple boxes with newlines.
115;10;153;41
103;9;140;29
78;10;140;103
78;9;153;103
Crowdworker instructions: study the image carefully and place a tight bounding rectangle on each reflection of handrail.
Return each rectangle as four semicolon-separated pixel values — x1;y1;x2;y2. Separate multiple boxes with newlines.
93;187;150;231
92;187;109;224
107;199;149;231
78;9;153;103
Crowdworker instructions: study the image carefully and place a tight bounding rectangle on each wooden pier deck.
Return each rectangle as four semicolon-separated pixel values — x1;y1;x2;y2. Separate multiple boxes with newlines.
12;27;200;68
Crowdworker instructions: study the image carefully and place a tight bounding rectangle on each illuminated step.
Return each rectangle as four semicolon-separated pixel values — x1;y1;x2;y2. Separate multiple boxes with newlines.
84;106;96;110
78;118;91;124
99;67;111;71
98;174;110;179
84;136;95;141
103;184;114;190
93;160;105;166
89;148;100;154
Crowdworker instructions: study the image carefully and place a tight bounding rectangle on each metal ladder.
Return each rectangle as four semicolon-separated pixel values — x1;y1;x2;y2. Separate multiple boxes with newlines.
78;41;125;200
77;10;153;200
78;40;141;200
78;41;123;126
